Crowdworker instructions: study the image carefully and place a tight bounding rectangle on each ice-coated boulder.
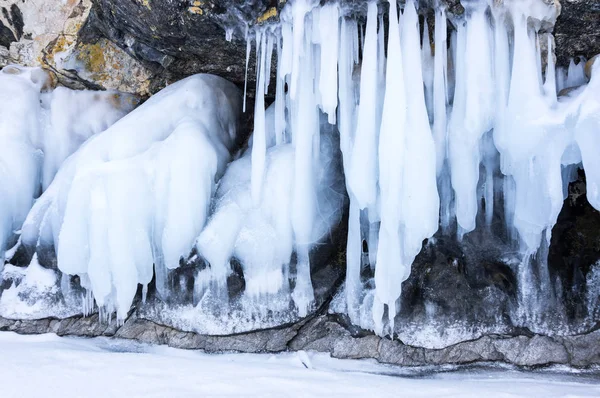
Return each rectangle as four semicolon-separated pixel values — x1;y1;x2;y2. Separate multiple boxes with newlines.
20;74;243;321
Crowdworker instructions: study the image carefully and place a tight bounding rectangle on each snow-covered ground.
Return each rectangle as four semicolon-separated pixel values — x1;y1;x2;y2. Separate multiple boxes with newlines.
0;332;599;397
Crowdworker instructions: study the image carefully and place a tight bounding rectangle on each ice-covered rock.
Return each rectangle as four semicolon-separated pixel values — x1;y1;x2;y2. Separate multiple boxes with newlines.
0;65;133;269
196;104;346;318
20;74;242;321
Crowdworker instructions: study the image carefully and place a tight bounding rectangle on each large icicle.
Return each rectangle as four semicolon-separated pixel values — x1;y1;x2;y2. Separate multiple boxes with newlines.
338;17;361;325
448;3;495;236
318;3;340;124
0;66;134;267
373;0;407;336
432;7;452;230
347;2;380;212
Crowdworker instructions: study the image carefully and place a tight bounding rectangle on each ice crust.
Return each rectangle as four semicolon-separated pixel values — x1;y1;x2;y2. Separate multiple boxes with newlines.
196;104;345;317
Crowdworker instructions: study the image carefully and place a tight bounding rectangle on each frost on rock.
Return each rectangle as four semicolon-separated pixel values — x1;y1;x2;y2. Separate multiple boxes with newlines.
19;74;242;322
0;254;81;319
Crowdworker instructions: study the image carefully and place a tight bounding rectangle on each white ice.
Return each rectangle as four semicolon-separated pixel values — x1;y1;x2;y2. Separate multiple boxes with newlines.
196;104;345;317
0;65;133;268
19;74;242;321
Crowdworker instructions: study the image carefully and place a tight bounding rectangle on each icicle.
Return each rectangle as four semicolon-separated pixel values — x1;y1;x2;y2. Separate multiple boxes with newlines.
318;3;340;124
290;5;318;316
565;56;587;89
543;35;557;102
264;32;275;94
274;36;286;145
338;18;358;163
251;31;268;205
243;26;251;113
346;201;361;323
347;2;379;212
374;0;406;336
422;15;434;124
290;0;313;99
432;7;450;229
448;3;494;235
556;66;567;93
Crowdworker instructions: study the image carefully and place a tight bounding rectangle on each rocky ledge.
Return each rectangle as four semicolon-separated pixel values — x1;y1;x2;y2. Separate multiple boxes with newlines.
2;312;600;368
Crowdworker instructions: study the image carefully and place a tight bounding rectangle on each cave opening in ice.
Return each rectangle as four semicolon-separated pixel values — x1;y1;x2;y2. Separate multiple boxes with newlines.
2;0;600;338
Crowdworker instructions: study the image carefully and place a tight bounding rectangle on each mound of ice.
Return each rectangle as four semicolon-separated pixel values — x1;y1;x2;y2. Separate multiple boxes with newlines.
196;105;346;317
0;65;134;268
39;87;139;189
20;74;243;321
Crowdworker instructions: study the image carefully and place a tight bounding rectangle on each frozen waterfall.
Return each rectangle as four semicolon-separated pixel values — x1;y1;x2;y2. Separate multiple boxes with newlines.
1;0;599;337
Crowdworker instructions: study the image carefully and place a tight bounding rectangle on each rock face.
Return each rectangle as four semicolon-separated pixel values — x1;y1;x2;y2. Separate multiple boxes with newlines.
555;0;600;65
2;312;600;368
1;0;598;96
0;0;152;94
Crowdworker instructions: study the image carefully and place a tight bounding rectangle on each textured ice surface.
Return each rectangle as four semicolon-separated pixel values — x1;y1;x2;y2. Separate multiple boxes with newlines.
0;65;133;270
195;104;345;322
0;255;81;319
19;74;242;321
269;0;600;336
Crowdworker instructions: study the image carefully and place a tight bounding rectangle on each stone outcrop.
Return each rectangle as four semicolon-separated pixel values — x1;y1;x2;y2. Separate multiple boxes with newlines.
2;0;597;97
0;0;152;94
554;0;600;65
2;312;600;368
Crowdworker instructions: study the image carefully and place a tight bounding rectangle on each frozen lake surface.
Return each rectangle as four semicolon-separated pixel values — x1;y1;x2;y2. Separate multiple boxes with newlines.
0;332;599;397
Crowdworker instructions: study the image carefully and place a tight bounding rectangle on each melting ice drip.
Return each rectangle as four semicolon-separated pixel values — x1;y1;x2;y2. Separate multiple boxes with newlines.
242;0;600;336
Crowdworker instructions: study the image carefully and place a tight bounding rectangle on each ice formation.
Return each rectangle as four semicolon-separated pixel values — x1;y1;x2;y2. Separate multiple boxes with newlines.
237;0;599;335
0;65;134;269
196;104;345;317
3;0;600;337
19;75;242;321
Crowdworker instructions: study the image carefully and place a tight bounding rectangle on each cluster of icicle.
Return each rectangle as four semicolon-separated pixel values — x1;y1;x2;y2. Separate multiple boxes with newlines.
0;65;135;268
240;0;600;335
4;0;600;333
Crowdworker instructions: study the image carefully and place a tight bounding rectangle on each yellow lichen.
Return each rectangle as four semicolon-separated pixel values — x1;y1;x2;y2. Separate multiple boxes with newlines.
189;0;204;14
257;7;277;23
140;0;151;10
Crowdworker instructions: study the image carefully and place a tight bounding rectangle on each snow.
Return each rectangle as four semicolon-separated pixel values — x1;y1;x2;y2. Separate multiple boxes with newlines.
0;332;599;398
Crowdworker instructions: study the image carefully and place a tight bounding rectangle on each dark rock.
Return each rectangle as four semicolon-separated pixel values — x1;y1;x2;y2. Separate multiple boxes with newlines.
83;0;278;94
2;312;600;367
0;4;23;48
555;0;600;65
550;169;600;323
